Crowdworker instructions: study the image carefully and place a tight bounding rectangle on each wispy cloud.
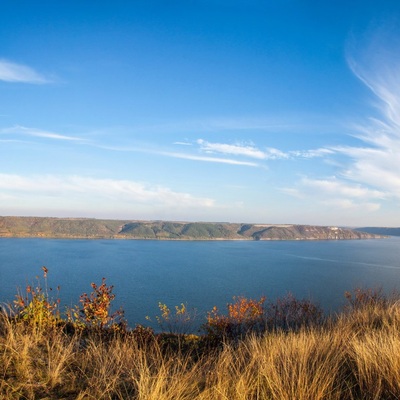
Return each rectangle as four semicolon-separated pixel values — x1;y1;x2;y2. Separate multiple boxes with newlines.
1;125;84;141
197;139;267;159
340;38;400;201
197;138;332;161
280;35;400;214
173;141;192;146
0;174;215;209
0;59;51;84
289;148;334;158
333;145;400;199
94;141;261;167
283;177;383;211
158;150;260;167
300;177;385;200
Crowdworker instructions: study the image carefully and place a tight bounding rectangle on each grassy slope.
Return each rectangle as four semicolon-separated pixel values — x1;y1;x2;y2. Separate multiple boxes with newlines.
0;216;123;238
0;216;380;240
1;296;400;399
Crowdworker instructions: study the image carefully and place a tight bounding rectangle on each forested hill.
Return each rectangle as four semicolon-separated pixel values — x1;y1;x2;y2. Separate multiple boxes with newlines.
0;216;383;240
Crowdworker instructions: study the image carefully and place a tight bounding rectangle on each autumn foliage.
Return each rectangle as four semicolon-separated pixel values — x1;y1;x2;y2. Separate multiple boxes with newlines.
4;268;400;399
76;278;125;329
204;293;323;340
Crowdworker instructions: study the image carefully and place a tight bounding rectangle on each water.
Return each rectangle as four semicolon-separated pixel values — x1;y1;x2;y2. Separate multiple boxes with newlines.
0;237;400;328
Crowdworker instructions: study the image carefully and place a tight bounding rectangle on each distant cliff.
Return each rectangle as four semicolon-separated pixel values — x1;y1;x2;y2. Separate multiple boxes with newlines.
0;216;383;240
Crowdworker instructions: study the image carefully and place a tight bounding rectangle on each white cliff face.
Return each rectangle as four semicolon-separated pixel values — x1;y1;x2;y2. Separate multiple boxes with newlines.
250;225;382;241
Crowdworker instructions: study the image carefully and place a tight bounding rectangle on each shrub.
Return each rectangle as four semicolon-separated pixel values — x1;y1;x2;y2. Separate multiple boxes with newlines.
204;294;324;341
130;324;155;347
344;287;388;310
13;266;60;329
266;292;324;332
204;296;266;340
151;302;198;335
67;277;126;330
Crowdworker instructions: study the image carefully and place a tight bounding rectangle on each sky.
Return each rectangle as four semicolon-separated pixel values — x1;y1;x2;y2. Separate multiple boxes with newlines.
1;1;400;227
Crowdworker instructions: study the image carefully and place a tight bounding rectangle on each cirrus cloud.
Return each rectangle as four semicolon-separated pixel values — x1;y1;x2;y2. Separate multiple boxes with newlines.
1;125;84;141
196;138;332;161
0;59;51;84
0;173;215;209
280;35;400;216
197;139;267;159
282;176;383;212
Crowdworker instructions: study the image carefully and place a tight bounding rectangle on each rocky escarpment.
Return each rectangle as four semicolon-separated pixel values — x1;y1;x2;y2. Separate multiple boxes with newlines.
0;216;383;240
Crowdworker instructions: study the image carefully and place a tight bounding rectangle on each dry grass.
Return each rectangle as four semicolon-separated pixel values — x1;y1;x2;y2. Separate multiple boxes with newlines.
2;292;400;399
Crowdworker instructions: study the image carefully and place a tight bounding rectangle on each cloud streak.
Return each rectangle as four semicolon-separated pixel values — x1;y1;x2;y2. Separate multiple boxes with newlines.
300;177;385;200
158;150;260;167
94;142;261;167
197;139;267;159
1;123;332;170
1;125;84;141
196;138;332;161
339;42;400;201
0;59;50;84
283;177;383;212
0;174;215;209
279;35;400;217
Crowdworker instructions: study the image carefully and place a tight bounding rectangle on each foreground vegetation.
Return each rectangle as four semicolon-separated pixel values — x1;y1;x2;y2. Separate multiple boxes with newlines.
1;270;400;399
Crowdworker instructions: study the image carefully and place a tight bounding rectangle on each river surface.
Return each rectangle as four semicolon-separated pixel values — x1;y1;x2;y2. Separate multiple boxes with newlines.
0;237;400;328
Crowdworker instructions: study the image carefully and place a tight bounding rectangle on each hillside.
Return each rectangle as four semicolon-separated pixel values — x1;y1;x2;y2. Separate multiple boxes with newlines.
0;216;382;240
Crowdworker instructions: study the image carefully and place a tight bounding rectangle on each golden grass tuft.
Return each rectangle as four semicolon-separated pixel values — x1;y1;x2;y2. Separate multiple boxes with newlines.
2;291;400;399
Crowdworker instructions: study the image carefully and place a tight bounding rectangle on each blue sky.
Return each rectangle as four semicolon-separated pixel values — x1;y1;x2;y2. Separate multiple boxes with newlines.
1;1;400;226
